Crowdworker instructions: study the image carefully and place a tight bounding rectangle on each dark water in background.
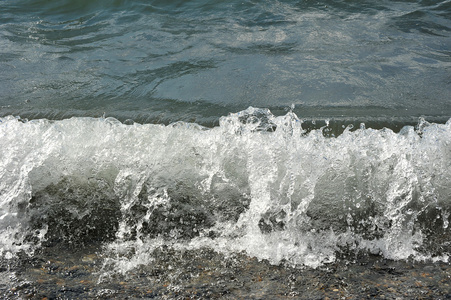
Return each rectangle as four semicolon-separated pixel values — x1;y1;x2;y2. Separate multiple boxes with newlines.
1;0;451;280
1;0;450;125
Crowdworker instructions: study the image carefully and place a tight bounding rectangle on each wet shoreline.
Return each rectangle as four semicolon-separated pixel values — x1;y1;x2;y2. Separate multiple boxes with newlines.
2;244;450;299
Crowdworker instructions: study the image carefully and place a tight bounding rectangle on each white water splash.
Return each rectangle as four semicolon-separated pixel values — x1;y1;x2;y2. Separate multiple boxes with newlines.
1;108;450;270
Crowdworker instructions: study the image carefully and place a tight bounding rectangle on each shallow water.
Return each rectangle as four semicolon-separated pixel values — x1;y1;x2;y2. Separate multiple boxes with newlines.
1;0;450;295
2;244;451;299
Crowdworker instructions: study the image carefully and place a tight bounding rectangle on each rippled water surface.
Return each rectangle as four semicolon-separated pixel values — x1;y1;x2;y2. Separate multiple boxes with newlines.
1;2;451;293
1;0;450;124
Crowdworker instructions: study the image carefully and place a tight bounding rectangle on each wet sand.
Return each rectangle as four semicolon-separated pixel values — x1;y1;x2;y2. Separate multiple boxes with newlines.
1;243;450;299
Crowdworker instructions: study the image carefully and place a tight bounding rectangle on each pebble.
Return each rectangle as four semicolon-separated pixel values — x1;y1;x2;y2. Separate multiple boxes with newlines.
1;246;451;299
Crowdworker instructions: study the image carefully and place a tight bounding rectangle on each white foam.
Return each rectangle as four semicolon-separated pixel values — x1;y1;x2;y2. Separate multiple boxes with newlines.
1;109;450;269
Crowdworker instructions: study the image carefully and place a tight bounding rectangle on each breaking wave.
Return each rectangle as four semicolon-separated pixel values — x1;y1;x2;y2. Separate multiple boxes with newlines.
1;107;450;270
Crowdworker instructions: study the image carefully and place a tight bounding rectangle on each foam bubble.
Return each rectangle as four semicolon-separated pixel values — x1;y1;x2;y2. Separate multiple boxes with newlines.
1;109;450;270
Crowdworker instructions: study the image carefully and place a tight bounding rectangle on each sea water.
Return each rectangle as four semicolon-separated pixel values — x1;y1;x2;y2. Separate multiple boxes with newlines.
1;0;451;275
1;109;451;271
1;0;450;124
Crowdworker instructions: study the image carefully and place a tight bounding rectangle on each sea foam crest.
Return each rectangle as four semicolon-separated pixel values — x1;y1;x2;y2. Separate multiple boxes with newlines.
0;109;450;269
